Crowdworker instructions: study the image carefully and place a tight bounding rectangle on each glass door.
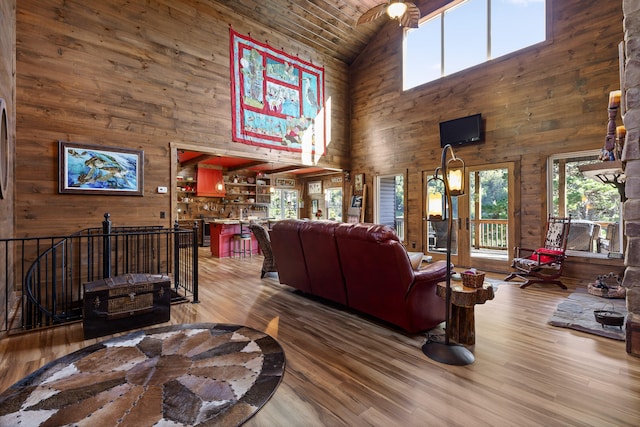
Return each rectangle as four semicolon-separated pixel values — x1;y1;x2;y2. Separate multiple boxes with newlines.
423;161;517;271
374;172;406;242
423;170;461;266
463;163;516;271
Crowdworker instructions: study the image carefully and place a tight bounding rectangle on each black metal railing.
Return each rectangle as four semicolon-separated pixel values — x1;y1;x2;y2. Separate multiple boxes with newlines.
1;214;199;334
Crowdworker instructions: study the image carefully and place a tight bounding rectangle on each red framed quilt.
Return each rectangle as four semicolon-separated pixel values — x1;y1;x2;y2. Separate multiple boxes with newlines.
230;29;325;153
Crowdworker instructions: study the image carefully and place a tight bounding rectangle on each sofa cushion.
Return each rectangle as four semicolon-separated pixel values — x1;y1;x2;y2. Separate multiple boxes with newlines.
407;252;424;270
270;219;311;292
299;221;348;304
334;223;416;330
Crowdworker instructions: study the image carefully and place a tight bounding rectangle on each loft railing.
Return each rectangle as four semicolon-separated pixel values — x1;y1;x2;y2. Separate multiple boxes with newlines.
0;214;199;334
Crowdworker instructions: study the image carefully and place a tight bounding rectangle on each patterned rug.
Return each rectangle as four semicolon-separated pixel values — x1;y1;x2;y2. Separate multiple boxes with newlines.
0;323;285;426
548;288;627;340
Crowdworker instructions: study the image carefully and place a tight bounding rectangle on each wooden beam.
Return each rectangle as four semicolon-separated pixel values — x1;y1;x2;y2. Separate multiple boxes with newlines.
180;154;216;168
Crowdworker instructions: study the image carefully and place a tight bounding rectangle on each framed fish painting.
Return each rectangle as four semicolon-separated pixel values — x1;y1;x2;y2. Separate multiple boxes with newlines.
58;141;144;196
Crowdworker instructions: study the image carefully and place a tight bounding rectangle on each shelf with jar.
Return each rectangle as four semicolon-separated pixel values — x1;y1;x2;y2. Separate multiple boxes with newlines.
176;177;197;194
223;175;271;205
255;179;271;205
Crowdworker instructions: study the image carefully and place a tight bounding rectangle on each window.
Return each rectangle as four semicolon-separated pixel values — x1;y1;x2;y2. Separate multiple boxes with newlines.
404;0;547;89
325;187;343;221
548;150;623;256
375;173;406;241
270;189;299;220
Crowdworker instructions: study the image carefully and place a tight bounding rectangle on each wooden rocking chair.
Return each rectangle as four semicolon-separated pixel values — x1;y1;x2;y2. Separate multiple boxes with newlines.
504;216;571;289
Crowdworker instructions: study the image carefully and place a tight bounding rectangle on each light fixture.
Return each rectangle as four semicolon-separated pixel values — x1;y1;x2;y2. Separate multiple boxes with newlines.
427;190;443;221
446;156;465;196
427;170;444;221
357;0;420;29
422;144;474;366
387;1;408;19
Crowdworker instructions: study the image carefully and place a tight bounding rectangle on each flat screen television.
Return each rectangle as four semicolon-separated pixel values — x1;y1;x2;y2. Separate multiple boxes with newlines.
439;113;483;147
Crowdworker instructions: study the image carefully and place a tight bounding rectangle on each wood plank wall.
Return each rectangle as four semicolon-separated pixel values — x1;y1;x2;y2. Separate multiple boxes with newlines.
14;0;350;237
349;0;626;280
0;0;16;326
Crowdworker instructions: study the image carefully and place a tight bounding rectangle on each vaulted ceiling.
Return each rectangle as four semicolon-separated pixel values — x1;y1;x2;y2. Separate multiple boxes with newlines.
192;1;442;175
213;0;426;64
215;0;453;64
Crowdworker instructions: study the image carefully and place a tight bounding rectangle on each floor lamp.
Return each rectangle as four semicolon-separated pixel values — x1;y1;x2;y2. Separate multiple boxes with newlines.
422;144;475;366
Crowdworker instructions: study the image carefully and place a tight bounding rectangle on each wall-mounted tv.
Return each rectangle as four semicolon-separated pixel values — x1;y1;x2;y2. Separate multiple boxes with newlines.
439;113;483;148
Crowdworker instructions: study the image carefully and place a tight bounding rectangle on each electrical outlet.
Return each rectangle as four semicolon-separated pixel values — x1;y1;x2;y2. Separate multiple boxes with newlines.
160;212;166;219
411;242;416;249
157;186;168;193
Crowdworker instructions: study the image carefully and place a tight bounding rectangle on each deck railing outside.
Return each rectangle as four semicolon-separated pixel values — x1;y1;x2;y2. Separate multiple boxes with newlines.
428;218;508;253
473;219;508;249
1;216;198;334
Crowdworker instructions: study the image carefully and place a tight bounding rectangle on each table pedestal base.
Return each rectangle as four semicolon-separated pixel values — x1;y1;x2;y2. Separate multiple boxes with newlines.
449;305;476;345
435;281;495;347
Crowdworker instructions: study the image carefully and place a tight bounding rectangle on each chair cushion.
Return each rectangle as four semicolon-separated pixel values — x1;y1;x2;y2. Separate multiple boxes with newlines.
544;222;567;248
530;248;563;264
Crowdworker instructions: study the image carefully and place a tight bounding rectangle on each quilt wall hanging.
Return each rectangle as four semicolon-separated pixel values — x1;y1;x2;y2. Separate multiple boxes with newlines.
230;29;325;153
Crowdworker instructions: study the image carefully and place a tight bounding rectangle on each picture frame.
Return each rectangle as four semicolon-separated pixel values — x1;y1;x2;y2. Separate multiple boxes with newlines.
350;195;362;208
58;141;144;196
354;173;364;192
275;177;296;188
308;181;322;194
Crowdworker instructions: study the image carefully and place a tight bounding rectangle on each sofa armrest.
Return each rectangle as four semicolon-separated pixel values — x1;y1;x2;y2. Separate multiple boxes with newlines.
412;260;449;284
404;260;448;331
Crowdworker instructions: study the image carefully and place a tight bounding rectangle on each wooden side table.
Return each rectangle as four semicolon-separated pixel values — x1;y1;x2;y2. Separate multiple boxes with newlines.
436;281;495;345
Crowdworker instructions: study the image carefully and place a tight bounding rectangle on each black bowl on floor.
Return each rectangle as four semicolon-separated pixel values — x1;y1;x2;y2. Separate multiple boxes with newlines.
594;310;625;329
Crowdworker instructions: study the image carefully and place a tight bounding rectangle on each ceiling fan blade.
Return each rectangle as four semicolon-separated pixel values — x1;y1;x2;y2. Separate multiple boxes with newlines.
399;3;421;28
356;3;388;25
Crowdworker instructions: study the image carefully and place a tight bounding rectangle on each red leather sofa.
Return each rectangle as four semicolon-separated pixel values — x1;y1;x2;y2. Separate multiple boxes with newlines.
270;220;448;333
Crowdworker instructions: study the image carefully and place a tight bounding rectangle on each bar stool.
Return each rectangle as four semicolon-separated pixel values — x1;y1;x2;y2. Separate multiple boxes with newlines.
231;232;252;258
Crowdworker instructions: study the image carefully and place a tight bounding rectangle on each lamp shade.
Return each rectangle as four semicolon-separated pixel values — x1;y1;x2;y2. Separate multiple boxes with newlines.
427;191;443;220
448;169;463;194
609;90;621;109
446;156;465;196
387;1;408;19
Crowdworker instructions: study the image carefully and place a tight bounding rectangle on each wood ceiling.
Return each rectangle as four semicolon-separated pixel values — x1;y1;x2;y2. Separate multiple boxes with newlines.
213;0;396;64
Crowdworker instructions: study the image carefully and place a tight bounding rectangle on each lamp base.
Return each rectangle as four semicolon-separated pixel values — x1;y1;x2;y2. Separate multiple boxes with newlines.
422;340;475;366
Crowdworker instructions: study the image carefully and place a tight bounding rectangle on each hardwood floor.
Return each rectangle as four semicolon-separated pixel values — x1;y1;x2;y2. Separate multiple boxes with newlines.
1;248;639;426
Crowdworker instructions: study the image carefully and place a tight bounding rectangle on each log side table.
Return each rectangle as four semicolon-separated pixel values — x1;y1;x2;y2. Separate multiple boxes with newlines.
436;281;495;346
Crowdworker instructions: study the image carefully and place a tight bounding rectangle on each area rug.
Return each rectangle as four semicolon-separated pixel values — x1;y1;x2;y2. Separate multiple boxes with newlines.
0;323;285;426
548;288;627;340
